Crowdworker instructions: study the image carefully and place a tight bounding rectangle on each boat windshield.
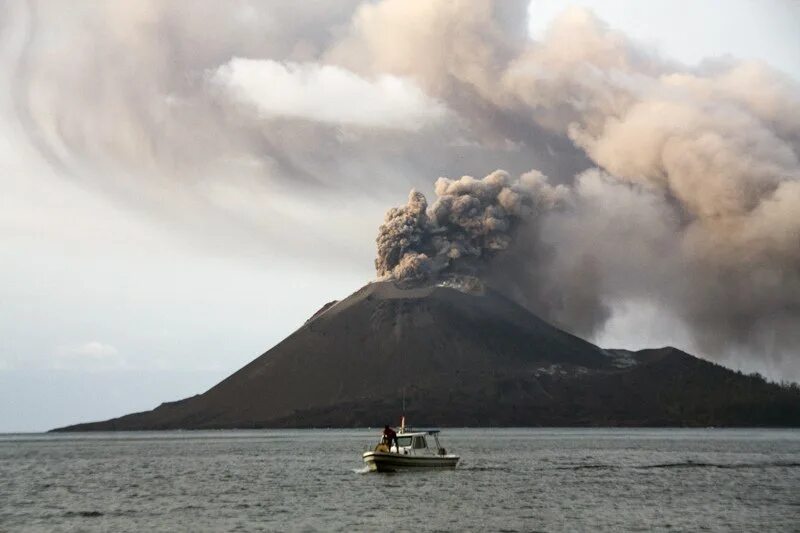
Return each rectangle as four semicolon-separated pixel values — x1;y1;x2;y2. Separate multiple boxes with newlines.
396;436;412;447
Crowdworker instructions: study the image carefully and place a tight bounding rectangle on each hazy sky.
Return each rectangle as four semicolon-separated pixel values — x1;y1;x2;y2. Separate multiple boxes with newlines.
1;0;798;432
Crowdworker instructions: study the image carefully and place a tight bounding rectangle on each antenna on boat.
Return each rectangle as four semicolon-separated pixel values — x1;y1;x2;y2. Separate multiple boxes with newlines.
400;388;406;433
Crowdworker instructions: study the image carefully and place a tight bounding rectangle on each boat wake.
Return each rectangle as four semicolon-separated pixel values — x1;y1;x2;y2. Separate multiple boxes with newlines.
352;466;371;474
550;461;800;471
641;461;800;469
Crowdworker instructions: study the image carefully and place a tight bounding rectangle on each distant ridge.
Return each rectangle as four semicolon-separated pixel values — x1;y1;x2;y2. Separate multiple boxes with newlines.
54;282;800;430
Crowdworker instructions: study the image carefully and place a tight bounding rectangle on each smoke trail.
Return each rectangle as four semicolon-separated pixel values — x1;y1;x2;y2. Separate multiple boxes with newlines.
6;0;798;377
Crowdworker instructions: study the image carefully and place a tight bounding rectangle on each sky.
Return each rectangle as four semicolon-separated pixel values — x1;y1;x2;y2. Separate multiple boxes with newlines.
1;0;798;432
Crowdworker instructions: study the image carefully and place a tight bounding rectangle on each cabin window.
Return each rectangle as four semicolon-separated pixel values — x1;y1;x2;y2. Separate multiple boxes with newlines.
413;436;427;449
396;436;412;447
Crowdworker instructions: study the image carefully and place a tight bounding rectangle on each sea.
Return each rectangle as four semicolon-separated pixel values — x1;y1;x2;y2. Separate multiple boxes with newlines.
1;428;798;532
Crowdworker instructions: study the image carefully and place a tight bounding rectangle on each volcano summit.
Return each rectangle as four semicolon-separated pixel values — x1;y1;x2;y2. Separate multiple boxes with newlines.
55;280;800;430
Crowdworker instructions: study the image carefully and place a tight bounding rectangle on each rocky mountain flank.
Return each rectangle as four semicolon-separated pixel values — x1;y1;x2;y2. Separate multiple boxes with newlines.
54;282;800;430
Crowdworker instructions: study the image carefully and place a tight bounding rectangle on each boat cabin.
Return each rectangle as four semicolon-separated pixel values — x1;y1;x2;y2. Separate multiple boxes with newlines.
389;430;448;456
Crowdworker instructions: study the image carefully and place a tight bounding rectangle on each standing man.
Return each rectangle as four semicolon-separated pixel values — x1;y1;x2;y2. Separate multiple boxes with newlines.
383;424;399;453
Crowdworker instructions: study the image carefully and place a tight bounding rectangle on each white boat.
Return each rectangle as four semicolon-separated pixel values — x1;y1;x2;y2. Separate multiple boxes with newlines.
362;425;459;472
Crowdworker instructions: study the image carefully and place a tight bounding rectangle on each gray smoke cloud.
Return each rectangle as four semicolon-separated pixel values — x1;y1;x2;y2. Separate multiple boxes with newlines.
375;170;566;282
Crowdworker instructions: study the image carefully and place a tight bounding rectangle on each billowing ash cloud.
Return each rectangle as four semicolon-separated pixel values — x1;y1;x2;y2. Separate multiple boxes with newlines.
361;1;800;377
376;170;565;282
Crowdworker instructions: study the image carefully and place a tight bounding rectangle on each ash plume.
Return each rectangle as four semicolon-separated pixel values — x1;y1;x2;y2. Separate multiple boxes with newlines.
364;1;800;379
375;170;566;283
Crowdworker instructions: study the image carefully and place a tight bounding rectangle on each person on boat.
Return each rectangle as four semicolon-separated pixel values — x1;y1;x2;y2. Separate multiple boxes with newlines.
383;425;399;453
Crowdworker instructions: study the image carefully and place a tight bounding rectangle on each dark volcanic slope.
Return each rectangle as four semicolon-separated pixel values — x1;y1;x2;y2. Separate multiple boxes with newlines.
56;282;800;430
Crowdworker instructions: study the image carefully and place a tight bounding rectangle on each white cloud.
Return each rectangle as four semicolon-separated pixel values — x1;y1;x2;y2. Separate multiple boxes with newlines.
57;341;119;359
53;341;125;370
211;58;447;130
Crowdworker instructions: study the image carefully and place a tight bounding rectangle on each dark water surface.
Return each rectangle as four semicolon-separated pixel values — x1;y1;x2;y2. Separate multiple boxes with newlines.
1;428;798;531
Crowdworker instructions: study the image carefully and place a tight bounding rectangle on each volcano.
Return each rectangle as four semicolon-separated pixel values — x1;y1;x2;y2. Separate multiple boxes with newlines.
55;281;800;430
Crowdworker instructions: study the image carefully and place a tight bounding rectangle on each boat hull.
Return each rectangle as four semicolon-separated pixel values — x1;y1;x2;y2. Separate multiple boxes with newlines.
362;451;459;472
